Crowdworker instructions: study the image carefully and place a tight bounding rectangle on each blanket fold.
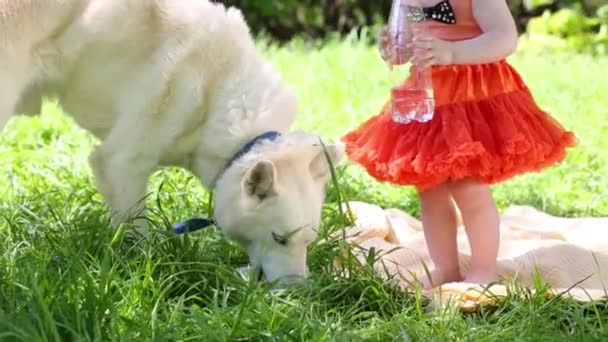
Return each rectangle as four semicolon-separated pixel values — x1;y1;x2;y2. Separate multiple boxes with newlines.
331;201;608;309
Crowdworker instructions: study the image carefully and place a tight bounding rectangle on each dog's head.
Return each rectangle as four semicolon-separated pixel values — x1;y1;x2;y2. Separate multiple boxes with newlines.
213;132;344;284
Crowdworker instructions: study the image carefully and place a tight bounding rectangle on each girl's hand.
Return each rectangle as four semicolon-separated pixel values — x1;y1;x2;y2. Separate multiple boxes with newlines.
379;27;412;66
409;35;454;69
378;27;392;62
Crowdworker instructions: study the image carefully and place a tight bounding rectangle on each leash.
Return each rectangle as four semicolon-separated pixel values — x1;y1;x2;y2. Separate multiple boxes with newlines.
172;131;282;234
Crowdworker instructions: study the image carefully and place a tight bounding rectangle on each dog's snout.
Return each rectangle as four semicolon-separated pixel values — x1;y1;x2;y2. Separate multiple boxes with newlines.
236;265;306;287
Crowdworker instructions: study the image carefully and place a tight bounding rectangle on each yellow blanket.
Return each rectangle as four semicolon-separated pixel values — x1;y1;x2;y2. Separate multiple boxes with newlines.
331;201;608;311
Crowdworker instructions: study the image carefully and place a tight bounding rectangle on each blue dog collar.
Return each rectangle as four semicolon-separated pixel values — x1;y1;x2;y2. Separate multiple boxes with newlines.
173;218;216;234
173;131;281;234
225;131;281;171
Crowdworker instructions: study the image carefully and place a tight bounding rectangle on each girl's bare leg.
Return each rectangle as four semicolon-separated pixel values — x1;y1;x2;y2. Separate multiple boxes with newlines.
450;179;500;283
419;183;462;289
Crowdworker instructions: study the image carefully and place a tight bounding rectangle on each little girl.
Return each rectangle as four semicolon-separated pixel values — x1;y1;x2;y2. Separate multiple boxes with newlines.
342;0;577;289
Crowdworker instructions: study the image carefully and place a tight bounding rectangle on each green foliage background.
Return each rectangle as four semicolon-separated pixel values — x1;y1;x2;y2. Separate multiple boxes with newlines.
215;0;608;53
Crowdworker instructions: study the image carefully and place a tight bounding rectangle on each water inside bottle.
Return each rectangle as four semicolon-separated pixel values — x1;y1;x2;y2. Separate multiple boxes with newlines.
390;67;435;123
391;88;435;123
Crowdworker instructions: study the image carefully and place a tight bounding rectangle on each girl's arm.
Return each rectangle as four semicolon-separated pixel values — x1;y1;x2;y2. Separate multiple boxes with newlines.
410;0;518;67
450;0;518;64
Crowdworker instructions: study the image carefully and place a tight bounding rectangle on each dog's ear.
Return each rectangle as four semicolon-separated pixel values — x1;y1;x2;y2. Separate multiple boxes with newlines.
242;160;277;200
310;142;345;180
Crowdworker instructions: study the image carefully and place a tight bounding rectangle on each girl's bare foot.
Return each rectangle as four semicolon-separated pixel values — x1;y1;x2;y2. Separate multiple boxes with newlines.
464;267;498;285
421;268;463;290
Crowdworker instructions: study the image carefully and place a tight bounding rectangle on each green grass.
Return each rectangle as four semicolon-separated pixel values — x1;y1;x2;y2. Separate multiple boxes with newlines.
1;35;608;340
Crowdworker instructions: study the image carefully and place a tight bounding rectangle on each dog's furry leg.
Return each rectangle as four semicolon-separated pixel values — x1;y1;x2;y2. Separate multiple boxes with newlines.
0;78;22;131
15;84;43;117
89;130;159;234
0;56;33;130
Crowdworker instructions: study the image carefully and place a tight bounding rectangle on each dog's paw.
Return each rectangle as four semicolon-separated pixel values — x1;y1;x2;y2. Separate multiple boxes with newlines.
124;229;148;244
107;214;150;244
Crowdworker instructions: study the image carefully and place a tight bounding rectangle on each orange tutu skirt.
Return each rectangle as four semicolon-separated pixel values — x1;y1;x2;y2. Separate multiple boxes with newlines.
342;60;577;191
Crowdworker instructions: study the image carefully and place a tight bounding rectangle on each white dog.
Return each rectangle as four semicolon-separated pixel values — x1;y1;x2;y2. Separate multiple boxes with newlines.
0;0;344;283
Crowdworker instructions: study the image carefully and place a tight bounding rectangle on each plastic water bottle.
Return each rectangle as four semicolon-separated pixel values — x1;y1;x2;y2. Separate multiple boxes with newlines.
386;0;435;124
